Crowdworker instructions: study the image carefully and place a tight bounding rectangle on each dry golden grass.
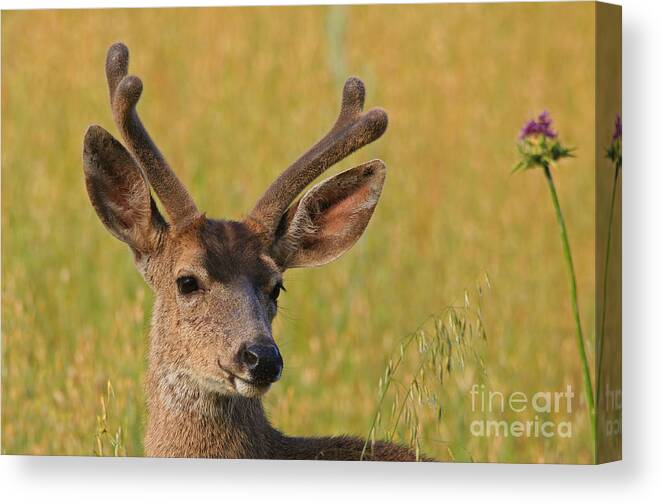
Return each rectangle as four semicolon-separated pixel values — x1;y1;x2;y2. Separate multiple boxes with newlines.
2;4;596;462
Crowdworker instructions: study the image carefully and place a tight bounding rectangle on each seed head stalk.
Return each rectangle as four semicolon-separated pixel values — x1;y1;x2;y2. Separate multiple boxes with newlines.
542;161;595;445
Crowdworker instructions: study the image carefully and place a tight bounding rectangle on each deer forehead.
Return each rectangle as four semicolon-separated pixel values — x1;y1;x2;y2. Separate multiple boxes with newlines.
168;218;280;288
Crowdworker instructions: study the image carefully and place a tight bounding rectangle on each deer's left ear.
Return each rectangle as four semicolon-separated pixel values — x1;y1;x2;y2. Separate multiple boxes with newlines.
271;160;386;269
83;125;165;257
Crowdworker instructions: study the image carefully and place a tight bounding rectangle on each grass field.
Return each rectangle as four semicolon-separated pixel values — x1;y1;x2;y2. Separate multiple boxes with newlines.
2;3;598;462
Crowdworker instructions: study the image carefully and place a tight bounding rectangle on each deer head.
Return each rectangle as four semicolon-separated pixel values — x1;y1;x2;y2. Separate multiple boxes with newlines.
83;43;388;400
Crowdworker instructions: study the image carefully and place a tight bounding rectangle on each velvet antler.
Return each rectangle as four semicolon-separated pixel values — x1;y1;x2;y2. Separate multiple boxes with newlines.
105;42;199;228
247;77;388;236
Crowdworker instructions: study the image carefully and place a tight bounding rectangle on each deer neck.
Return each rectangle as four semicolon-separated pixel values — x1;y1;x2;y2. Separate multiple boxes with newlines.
141;306;412;461
144;315;283;459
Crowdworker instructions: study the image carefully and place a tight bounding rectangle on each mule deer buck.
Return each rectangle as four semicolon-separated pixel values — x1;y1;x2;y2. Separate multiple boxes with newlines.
83;43;422;461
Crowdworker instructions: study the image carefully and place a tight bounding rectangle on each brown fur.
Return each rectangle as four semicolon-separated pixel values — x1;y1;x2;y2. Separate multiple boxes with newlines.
145;366;420;461
83;43;430;462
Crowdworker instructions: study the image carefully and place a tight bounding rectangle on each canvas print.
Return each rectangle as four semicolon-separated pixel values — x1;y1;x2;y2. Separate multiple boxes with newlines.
1;2;621;463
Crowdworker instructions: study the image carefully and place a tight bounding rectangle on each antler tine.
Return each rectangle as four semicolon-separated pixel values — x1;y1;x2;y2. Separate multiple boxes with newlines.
105;42;199;228
248;77;388;235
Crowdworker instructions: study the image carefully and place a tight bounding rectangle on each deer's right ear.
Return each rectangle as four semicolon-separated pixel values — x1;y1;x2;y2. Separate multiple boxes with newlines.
83;125;165;255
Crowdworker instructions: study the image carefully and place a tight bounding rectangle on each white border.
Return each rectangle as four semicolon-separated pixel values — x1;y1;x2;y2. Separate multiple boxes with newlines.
3;1;660;503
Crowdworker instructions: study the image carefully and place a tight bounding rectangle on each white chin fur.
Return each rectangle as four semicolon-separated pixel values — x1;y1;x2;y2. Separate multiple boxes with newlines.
235;378;271;398
196;374;237;395
196;372;270;398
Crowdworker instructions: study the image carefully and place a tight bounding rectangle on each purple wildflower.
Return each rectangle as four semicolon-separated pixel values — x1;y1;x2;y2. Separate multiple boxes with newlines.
606;113;622;170
612;113;622;141
519;120;539;139
518;110;558;140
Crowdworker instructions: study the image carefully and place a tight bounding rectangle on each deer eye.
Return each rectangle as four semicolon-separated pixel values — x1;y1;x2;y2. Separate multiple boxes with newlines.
270;281;285;302
176;276;200;295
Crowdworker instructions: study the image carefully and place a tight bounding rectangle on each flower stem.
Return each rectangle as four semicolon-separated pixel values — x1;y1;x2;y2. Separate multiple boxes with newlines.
596;166;620;403
542;164;595;447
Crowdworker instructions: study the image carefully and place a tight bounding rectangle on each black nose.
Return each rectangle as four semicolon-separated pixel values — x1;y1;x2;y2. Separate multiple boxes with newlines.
242;344;283;385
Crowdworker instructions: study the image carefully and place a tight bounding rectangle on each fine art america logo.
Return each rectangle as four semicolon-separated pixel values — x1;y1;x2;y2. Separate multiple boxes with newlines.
469;384;574;438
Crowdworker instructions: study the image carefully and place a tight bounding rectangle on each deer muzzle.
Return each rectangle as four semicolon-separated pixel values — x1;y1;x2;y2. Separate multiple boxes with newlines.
241;343;283;385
